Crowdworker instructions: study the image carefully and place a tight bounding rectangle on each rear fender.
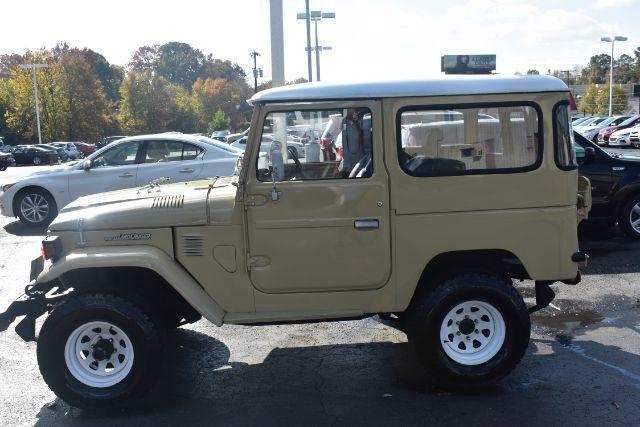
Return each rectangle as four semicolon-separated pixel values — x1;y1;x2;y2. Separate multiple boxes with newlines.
36;245;225;326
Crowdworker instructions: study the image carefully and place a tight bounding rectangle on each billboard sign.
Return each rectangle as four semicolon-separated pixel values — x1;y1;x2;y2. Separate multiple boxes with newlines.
441;55;496;74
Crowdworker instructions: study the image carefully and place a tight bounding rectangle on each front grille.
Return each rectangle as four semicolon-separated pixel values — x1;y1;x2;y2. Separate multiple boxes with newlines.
182;234;204;256
152;194;184;209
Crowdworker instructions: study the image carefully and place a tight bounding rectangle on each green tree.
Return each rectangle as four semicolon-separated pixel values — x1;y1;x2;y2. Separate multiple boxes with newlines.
580;54;611;84
595;84;628;115
155;42;207;89
579;84;599;115
526;69;540;75
207;109;231;134
118;70;198;134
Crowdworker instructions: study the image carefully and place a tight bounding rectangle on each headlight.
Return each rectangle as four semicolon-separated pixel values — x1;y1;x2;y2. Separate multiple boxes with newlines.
1;183;15;192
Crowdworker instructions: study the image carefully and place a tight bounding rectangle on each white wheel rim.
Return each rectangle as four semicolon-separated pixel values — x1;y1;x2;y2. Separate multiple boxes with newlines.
20;194;49;223
33;157;41;164
439;300;506;366
64;321;135;388
630;203;640;233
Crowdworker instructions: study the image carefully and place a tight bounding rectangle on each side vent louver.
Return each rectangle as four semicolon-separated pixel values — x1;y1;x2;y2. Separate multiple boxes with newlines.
152;195;184;209
182;234;204;257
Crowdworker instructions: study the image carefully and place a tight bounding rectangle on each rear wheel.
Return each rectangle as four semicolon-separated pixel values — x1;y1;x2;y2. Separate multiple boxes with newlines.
404;274;530;390
37;293;163;408
618;194;640;240
33;156;41;165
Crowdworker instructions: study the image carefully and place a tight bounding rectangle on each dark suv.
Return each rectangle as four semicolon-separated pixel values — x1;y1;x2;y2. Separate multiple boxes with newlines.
575;131;640;239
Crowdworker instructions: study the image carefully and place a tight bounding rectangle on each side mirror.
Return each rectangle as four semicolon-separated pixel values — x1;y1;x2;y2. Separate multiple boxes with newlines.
82;160;91;170
585;147;596;159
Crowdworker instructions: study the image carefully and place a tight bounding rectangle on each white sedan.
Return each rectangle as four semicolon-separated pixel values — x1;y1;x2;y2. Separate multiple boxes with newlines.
0;133;242;226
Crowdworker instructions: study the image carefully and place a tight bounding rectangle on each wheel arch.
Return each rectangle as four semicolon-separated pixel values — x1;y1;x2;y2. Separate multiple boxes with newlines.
611;184;640;220
36;245;225;326
12;184;59;217
403;249;529;313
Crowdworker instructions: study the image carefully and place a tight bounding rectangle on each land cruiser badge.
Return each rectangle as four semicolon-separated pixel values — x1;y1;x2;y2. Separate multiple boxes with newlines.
104;232;152;242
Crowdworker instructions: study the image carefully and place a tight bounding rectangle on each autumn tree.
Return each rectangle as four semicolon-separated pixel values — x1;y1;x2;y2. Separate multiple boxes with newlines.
595;84;628;115
191;77;249;131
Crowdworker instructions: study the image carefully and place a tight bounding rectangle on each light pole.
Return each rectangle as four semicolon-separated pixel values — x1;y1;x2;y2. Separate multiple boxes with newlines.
600;36;627;116
19;63;48;144
296;1;313;82
309;11;335;81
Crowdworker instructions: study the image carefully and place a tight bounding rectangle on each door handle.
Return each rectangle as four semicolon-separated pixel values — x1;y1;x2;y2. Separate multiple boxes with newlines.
354;219;379;229
118;172;133;178
179;168;194;173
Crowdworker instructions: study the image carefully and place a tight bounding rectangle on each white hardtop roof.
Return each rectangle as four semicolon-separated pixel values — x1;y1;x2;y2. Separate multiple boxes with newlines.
249;75;568;104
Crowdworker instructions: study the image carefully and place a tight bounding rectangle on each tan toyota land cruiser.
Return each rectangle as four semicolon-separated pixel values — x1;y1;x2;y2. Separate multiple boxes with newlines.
0;75;590;408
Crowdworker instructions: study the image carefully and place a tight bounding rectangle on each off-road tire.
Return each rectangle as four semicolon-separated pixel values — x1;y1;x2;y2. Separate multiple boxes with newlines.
618;194;640;240
37;293;163;408
15;187;57;227
404;274;530;390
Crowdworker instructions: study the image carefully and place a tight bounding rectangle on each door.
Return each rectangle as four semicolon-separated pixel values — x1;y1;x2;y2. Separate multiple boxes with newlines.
68;140;143;200
135;140;204;186
575;136;613;210
244;101;391;294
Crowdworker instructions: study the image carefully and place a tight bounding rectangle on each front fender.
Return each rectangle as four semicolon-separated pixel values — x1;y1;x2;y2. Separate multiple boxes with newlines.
37;245;225;326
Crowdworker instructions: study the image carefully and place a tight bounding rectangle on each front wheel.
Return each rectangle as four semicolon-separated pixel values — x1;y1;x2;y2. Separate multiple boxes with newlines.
618;194;640;240
33;156;41;165
15;188;57;227
404;274;530;390
37;294;163;408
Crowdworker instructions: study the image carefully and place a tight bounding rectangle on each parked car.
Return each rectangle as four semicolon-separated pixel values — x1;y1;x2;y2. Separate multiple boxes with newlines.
231;134;306;158
575;131;640;239
0;152;15;171
573;116;605;130
225;127;250;143
0;75;589;408
597;115;640;146
96;135;126;149
0;133;242;226
38;144;69;162
578;116;630;142
74;142;96;157
51;142;82;160
572;116;593;126
630;128;640;147
210;130;230;142
11;146;60;165
607;124;640;147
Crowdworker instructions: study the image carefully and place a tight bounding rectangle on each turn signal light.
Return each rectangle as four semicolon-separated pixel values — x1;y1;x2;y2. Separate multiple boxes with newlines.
42;236;62;261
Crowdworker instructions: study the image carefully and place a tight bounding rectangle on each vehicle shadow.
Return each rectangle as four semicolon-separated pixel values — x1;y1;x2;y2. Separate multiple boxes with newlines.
578;220;640;275
3;219;47;237
32;315;640;425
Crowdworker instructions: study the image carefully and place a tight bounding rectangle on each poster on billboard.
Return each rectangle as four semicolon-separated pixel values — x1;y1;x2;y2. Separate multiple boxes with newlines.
441;55;496;74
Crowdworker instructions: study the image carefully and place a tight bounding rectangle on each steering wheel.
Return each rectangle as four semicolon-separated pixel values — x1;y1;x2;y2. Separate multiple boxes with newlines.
287;146;306;179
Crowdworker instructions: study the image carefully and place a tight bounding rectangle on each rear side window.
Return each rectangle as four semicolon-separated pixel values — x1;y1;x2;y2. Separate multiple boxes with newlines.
553;103;577;170
397;103;541;176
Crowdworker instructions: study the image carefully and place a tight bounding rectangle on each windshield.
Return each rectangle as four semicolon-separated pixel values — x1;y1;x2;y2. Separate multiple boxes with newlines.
611;116;630;126
586;117;608;126
618;116;640;127
199;137;243;154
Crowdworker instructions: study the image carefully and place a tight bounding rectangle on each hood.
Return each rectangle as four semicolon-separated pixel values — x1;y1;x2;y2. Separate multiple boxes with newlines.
615;154;640;162
50;178;223;231
611;127;638;136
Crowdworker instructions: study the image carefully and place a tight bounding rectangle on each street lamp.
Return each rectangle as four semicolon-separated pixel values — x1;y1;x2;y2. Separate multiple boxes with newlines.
296;0;313;82
19;63;48;145
600;35;627;116
297;8;335;81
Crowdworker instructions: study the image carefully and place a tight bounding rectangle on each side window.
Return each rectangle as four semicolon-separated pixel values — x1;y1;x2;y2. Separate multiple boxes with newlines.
257;107;373;181
182;143;202;160
398;104;541;176
554;103;577;170
92;141;140;168
144;140;183;163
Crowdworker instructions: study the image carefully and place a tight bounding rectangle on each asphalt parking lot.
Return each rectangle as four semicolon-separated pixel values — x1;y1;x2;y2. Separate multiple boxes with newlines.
0;163;639;426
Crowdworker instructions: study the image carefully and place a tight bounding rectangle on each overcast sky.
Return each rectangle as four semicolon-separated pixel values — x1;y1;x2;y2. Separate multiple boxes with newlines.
1;0;639;83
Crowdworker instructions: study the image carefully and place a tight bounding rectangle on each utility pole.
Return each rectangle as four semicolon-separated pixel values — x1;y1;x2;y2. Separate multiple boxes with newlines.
250;51;262;93
19;63;48;144
298;10;335;82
